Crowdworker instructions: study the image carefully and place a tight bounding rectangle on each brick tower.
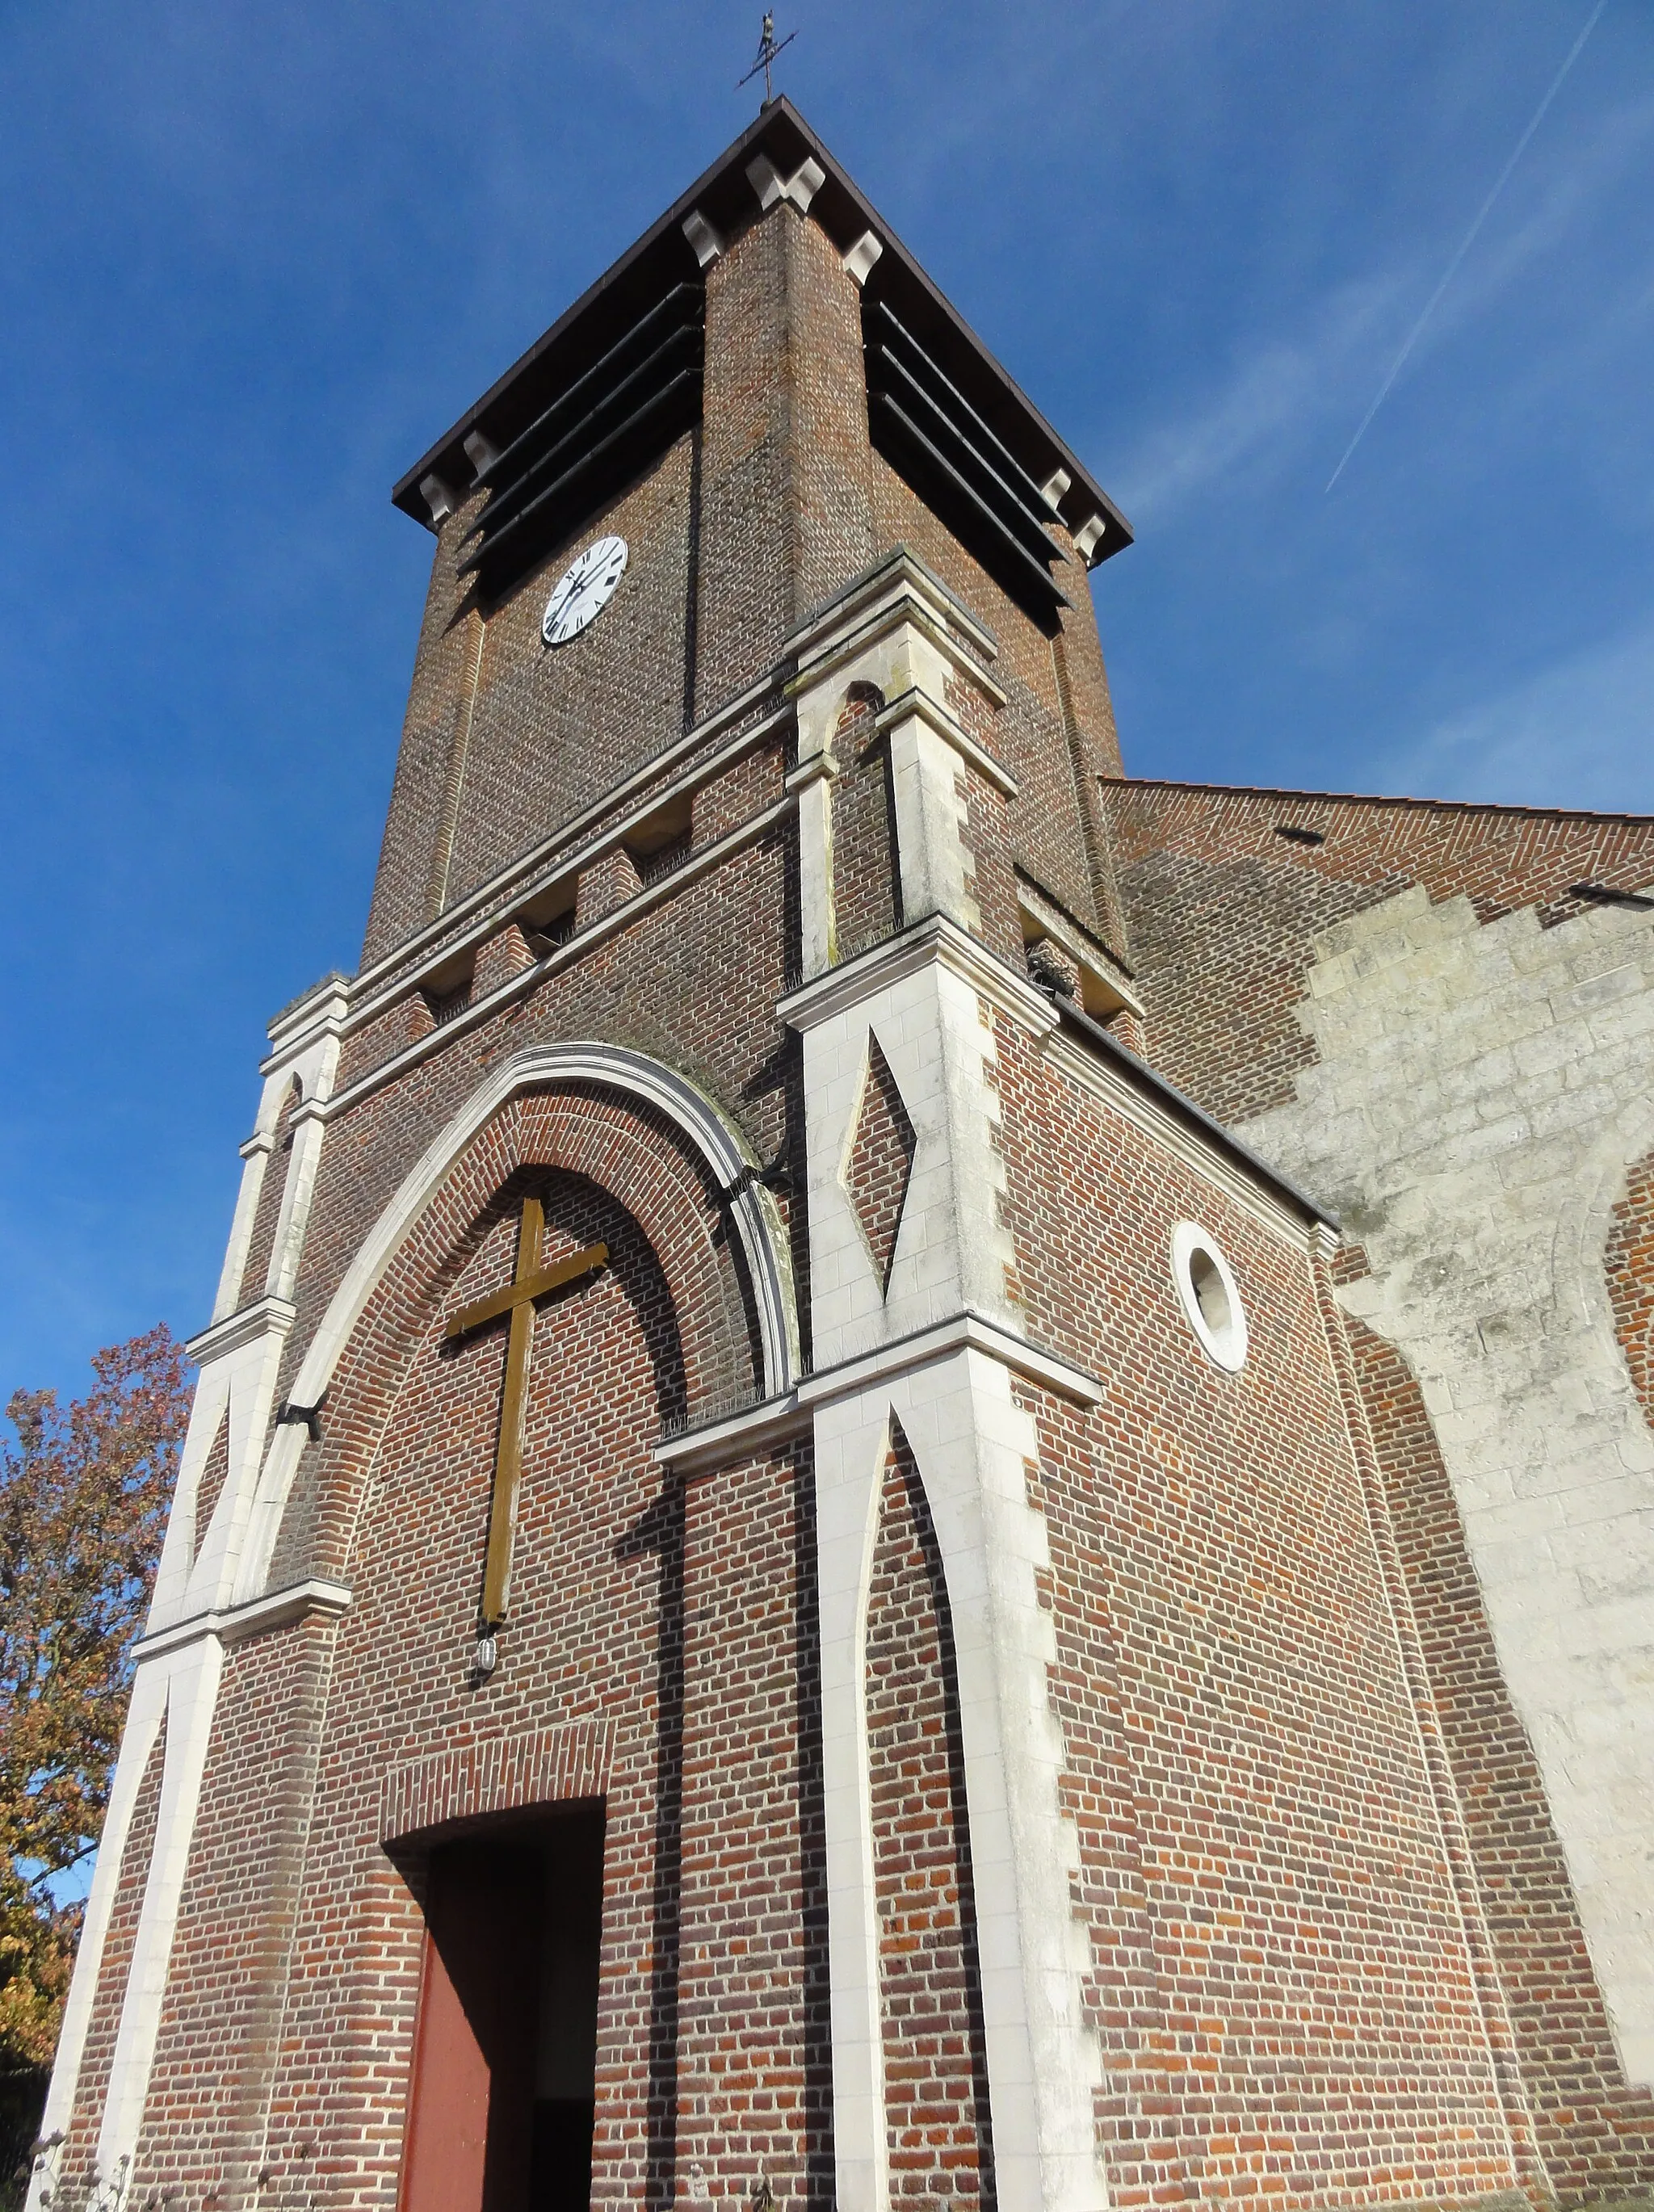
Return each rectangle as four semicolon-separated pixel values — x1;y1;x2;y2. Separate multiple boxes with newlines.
31;101;1654;2212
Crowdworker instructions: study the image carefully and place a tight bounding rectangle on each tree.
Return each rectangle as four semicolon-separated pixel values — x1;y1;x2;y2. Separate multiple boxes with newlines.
0;1329;192;2208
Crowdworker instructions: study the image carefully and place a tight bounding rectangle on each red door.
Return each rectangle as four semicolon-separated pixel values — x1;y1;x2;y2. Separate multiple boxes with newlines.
399;1844;543;2212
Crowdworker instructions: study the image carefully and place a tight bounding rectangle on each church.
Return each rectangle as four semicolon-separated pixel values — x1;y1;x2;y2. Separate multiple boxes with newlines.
31;98;1654;2212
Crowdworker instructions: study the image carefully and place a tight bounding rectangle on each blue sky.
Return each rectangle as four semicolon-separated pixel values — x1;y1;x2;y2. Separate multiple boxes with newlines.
1;0;1650;1406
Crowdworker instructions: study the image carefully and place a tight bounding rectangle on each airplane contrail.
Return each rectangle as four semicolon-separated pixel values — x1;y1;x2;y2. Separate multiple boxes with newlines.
1325;0;1609;493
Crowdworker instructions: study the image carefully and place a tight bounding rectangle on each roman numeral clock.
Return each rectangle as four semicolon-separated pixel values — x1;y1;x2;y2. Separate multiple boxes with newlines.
541;533;628;645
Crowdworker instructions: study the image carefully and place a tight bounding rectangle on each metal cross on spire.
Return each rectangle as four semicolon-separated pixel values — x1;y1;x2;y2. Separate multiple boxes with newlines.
737;11;796;105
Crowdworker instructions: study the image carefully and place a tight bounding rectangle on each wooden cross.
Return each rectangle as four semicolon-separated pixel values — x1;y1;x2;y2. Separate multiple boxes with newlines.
444;1194;607;1632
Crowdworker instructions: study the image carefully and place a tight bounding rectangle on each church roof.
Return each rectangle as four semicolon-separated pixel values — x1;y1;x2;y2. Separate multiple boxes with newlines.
391;99;1130;568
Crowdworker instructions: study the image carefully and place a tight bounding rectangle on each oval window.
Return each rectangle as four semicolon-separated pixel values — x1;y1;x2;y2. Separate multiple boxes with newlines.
1169;1222;1249;1373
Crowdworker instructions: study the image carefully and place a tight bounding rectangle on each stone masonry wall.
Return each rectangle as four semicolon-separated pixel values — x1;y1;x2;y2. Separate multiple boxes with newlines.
1341;1307;1654;2202
1243;884;1654;2098
1106;780;1654;1126
1606;1149;1654;1433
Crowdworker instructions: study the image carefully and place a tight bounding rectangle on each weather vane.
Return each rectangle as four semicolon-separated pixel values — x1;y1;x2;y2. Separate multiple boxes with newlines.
738;11;796;105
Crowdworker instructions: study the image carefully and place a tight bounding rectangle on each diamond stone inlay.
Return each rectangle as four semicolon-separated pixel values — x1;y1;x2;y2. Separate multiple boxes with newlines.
842;1034;919;1293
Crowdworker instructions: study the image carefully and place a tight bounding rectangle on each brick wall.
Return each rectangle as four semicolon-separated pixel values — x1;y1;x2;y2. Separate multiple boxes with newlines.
60;1720;167;2195
136;1618;336;2209
867;1425;995;2212
131;1126;831;2212
1341;1307;1654;2202
360;489;489;966
1106;779;1654;1126
440;434;699;911
991;1015;1529;2210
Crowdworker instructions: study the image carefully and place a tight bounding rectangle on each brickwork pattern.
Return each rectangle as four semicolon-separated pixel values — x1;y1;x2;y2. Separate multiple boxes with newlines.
989;1016;1526;2210
137;1617;336;2210
238;1080;300;1310
275;830;797;1498
190;1409;230;1570
1105;780;1654;1126
266;1084;766;1590
361;488;489;965
440;434;699;912
866;1425;996;2212
1606;1148;1654;1434
380;1720;613;1842
831;686;900;964
134;1130;832;2212
694;206;875;717
1341;1308;1654;2202
842;1036;917;1295
60;1719;167;2194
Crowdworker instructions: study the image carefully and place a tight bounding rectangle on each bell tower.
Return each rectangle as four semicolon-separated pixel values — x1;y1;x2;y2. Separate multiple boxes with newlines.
38;94;1653;2212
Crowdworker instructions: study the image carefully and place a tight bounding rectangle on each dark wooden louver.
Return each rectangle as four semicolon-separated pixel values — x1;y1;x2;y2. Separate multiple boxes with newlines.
460;283;706;602
863;296;1070;631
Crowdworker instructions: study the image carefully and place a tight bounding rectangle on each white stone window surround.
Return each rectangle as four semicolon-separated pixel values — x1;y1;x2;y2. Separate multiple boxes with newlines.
1169;1221;1249;1372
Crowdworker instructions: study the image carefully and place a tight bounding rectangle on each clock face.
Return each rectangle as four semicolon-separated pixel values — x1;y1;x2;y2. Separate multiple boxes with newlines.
542;535;628;646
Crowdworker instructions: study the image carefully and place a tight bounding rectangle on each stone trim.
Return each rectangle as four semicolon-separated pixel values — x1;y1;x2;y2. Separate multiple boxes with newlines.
652;1310;1104;1475
345;681;789;1006
185;1296;296;1366
325;793;794;1116
132;1580;352;1665
777;913;1056;1040
380;1721;615;1843
873;685;1018;800
237;1040;800;1604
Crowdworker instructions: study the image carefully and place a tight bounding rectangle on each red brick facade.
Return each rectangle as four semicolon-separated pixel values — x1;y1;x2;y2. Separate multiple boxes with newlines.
867;1427;993;2210
40;99;1654;2212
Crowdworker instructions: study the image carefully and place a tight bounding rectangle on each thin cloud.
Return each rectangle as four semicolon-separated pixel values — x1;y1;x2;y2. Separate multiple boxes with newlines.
1383;619;1654;814
1106;78;1653;531
1325;0;1610;493
1108;278;1403;522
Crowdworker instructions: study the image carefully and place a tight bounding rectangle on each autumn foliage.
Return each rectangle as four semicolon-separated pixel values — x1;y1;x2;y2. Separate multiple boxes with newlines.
0;1328;191;2200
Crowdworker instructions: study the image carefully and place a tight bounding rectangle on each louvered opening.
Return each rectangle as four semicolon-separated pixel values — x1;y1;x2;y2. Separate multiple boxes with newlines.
460;282;706;603
863;296;1070;632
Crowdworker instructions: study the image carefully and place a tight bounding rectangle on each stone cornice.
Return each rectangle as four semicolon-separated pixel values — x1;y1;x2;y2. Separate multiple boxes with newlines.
785;549;1007;711
132;1578;351;1664
185;1295;296;1366
324;793;796;1119
653;1308;1103;1475
775;913;1057;1039
346;680;790;1009
265;979;351;1063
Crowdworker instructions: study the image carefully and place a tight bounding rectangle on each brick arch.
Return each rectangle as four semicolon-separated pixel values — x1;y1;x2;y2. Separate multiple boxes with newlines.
235;1044;797;1604
308;1140;694;1592
1606;1145;1654;1433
